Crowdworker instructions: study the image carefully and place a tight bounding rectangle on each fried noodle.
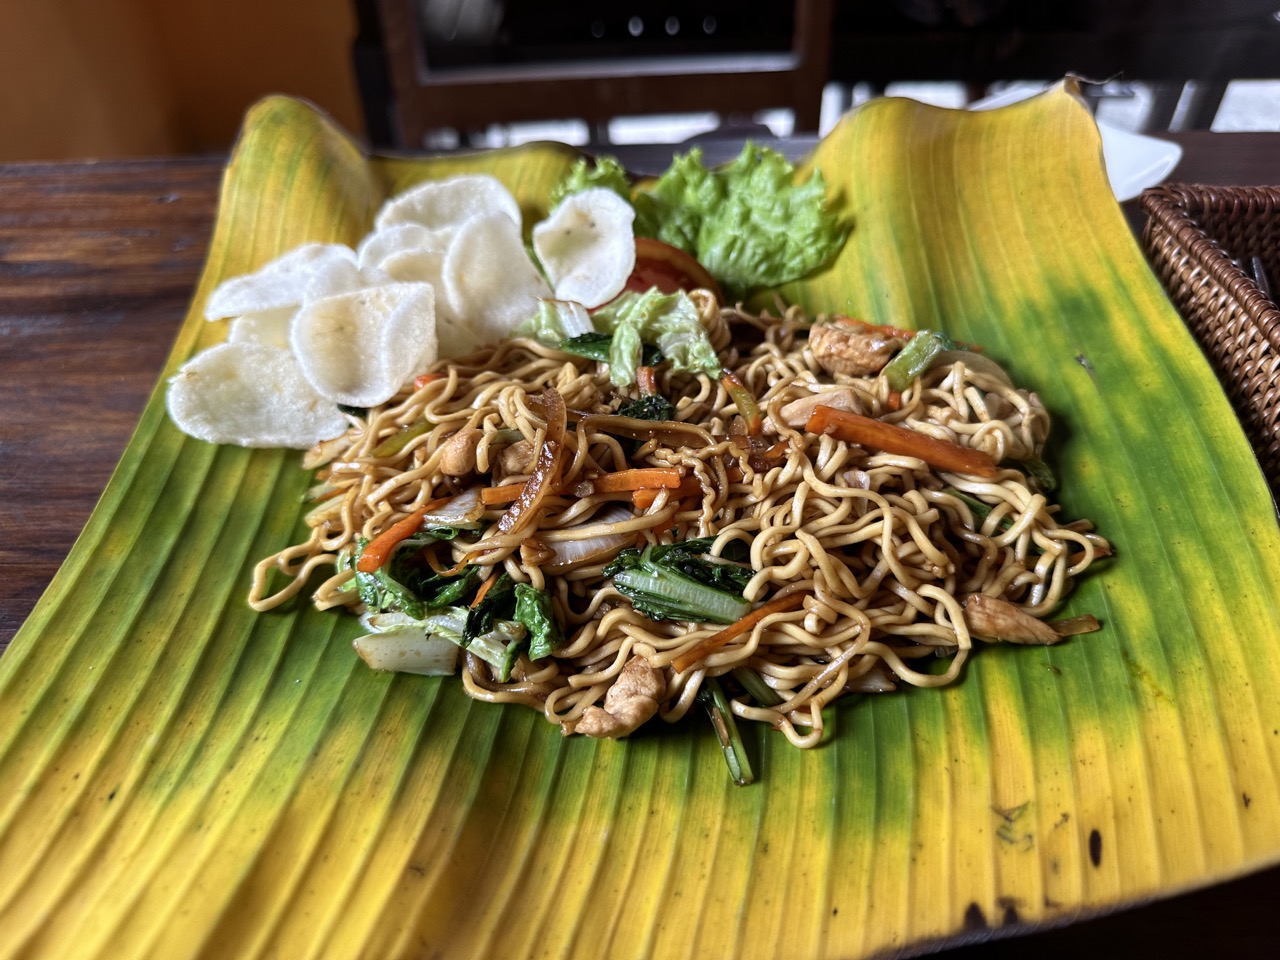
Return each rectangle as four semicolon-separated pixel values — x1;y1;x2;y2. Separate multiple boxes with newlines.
249;292;1109;746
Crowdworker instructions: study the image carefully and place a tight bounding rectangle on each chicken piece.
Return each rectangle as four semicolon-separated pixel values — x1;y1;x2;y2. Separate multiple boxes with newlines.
495;438;535;479
809;321;907;377
774;386;863;430
568;656;664;739
963;594;1061;645
439;428;483;476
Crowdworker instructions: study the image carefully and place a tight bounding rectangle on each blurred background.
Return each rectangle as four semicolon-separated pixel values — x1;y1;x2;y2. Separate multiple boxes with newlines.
3;0;1280;162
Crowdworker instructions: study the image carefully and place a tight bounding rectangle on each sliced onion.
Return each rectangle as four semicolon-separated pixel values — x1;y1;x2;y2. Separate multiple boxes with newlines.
497;389;567;536
302;432;352;470
578;412;714;449
541;504;635;573
845;661;898;693
422;485;486;526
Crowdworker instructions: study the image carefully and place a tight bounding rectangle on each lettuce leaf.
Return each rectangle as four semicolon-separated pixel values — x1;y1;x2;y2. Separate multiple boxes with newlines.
637;144;846;297
590;288;721;387
513;583;563;661
549;155;631;208
557;145;847;298
349;537;481;619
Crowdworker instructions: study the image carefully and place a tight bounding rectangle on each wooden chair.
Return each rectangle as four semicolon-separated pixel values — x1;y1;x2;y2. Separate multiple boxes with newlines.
366;0;833;148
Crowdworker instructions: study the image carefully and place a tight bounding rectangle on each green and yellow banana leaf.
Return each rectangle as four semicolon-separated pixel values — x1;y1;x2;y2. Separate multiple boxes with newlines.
3;83;1280;960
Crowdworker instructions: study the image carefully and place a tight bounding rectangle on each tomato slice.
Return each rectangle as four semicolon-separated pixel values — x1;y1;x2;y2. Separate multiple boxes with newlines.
624;237;723;301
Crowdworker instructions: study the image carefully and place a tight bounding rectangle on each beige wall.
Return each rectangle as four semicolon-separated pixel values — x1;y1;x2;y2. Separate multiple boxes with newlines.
0;0;364;162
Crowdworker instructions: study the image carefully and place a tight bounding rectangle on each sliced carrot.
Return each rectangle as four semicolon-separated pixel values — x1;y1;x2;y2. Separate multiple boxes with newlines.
355;495;454;573
631;489;658;509
636;366;657;396
632;477;703;508
470;572;500;609
673;591;811;673
805;405;998;478
414;372;445;391
885;391;903;413
481;482;528;506
488;467;683;505
589;467;683;494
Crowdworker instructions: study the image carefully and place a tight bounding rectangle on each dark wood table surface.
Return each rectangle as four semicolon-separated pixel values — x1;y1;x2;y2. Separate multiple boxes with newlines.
1;130;1277;957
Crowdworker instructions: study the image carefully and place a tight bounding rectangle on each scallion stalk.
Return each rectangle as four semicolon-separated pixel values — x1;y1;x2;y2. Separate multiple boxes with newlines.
882;330;956;392
698;676;755;786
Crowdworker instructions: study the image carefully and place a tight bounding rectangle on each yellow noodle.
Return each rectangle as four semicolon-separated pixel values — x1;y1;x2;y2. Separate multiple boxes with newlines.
247;300;1110;747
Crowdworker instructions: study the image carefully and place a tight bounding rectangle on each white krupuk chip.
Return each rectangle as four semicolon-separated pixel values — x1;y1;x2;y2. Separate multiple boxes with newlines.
204;243;362;319
166;341;348;449
291;282;437;408
532;188;636;307
374;174;522;234
380;245;447;289
357;223;446;274
227;307;295;350
440;211;551;356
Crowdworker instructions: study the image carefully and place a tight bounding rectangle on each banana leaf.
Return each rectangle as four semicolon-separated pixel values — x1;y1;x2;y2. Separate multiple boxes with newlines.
3;82;1280;960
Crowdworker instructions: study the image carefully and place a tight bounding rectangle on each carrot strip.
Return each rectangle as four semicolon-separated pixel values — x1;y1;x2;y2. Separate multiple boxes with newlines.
590;467;683;494
470;572;500;609
355;495;454;573
488;467;683;506
805;405;998;478
357;509;427;572
632;477;703;508
414;372;445;391
636;366;657;396
885;391;903;413
673;592;811;673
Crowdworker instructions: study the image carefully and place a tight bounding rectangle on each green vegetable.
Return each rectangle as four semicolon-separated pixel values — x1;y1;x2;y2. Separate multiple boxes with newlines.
496;620;527;684
462;574;563;681
521;299;572;343
945;488;1001;529
698;676;755;786
1018;455;1057;493
590;288;722;387
423;607;525;678
554;145;847;299
560;332;663;368
881;329;957;392
464;573;517;647
350;537;481;619
731;666;783;707
633;143;847;298
371;418;432;458
513;583;563;661
604;537;752;624
420;526;464;542
944;488;1046;555
549;155;631;208
632;149;718;252
616;394;676;422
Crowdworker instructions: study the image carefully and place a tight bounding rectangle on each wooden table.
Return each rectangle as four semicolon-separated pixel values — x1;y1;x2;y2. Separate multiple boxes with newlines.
1;131;1277;957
